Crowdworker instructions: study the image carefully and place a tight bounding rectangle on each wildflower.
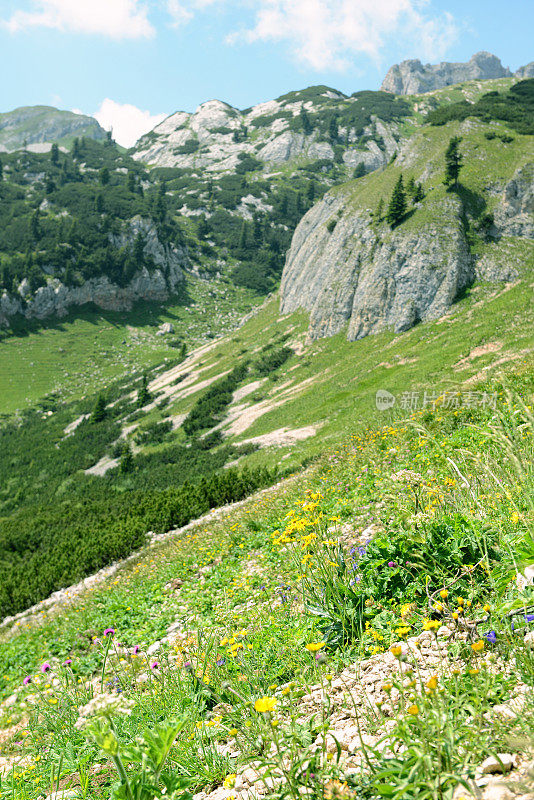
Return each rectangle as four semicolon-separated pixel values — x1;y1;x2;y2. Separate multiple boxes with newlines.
485;631;497;644
382;682;392;693
254;697;277;713
440;589;449;599
150;661;159;670
407;705;419;716
62;659;72;667
229;728;238;736
457;597;465;606
423;619;440;631
390;645;403;658
483;604;491;613
223;775;236;789
388;561;397;568
469;668;480;676
434;603;443;613
395;626;411;636
452;612;459;621
426;676;438;690
305;642;326;652
511;512;520;524
271;719;279;727
132;645;140;655
41;663;51;673
471;640;485;653
23;676;32;686
103;628;115;637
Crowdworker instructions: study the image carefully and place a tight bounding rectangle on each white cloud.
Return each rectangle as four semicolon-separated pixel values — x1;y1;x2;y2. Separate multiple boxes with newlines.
91;99;167;147
237;0;458;70
169;0;457;71
2;0;155;39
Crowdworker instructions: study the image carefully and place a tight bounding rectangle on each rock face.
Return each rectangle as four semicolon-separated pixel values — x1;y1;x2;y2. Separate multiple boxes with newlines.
132;89;406;174
279;193;473;341
515;62;534;79
0;106;106;153
0;217;186;326
279;136;533;343
381;52;511;95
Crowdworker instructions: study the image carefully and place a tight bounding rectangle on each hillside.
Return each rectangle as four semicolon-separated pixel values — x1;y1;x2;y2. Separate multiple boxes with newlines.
280;81;534;342
0;106;106;153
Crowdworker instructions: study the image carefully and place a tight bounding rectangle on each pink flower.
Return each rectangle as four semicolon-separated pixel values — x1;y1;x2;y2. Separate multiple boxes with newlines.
103;628;115;637
132;645;140;655
41;662;51;673
150;661;159;670
23;676;32;686
63;659;73;666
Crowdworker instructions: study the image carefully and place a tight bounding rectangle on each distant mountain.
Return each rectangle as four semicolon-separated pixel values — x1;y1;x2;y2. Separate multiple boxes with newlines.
380;51;515;95
0;106;106;153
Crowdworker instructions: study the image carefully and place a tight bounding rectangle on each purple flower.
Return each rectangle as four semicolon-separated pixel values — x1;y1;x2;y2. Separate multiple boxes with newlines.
183;661;193;672
150;661;159;670
216;657;226;667
103;628;115;637
388;561;397;568
524;614;534;623
41;662;51;673
23;676;32;686
63;659;72;666
132;645;140;655
485;631;497;644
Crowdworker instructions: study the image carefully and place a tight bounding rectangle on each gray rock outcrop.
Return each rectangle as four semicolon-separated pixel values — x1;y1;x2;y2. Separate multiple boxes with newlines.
493;164;534;238
515;62;534;79
381;52;511;95
0;217;186;326
279;193;473;341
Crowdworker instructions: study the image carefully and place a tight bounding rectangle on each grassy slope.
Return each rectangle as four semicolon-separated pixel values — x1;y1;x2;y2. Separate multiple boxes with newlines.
0;364;532;798
0;277;256;415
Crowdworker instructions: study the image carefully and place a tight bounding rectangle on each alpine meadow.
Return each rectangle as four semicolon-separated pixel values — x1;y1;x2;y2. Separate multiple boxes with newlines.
0;37;534;800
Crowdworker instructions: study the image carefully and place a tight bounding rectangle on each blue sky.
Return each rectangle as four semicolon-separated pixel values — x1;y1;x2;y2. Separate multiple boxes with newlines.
1;0;532;146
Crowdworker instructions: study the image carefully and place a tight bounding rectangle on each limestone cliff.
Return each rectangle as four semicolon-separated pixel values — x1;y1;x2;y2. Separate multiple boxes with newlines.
279;126;534;343
381;52;512;95
0;217;186;326
0;106;106;153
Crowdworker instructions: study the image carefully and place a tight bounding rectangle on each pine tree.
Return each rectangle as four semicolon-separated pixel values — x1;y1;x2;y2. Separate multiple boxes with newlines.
444;136;463;190
386;175;407;228
133;234;145;265
95;193;104;213
406;176;416;198
127;171;136;193
375;198;384;222
50;144;59;165
353;163;366;179
300;107;313;135
328;115;339;143
92;393;107;422
137;374;151;408
413;183;424;203
307;180;316;203
99;167;110;186
30;210;41;241
120;445;134;474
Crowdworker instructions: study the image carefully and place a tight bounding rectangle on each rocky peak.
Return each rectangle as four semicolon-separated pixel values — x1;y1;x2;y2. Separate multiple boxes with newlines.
0;105;106;153
381;51;512;95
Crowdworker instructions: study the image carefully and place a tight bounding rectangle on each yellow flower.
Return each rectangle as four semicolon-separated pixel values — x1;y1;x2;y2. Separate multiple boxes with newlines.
382;682;392;693
395;626;411;636
305;642;326;652
483;604;491;613
223;775;236;789
452;612;459;620
229;728;238;736
471;640;484;653
390;645;403;658
469;668;480;676
434;603;443;613
426;676;438;690
457;597;464;606
254;697;277;713
439;589;449;599
271;719;279;727
511;512;520;524
407;704;419;716
423;619;440;631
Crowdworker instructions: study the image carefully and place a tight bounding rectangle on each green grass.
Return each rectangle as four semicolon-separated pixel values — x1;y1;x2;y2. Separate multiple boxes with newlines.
0;277;257;415
0;370;532;799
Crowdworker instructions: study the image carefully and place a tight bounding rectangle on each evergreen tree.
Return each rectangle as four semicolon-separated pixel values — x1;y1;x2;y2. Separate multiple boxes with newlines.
92;393;107;422
137;373;151;408
99;167;110;186
30;210;41;241
238;221;248;251
0;157;2;179
386;175;407;227
353;163;366;179
45;176;55;194
50;144;59;165
127;171;136;193
328;115;339;143
406;176;416;198
72;138;80;159
120;445;134;473
179;342;187;361
375;198;384;222
307;180;316;203
300;107;313;135
444;136;463;190
133;234;145;266
413;183;424;203
95;193;104;213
